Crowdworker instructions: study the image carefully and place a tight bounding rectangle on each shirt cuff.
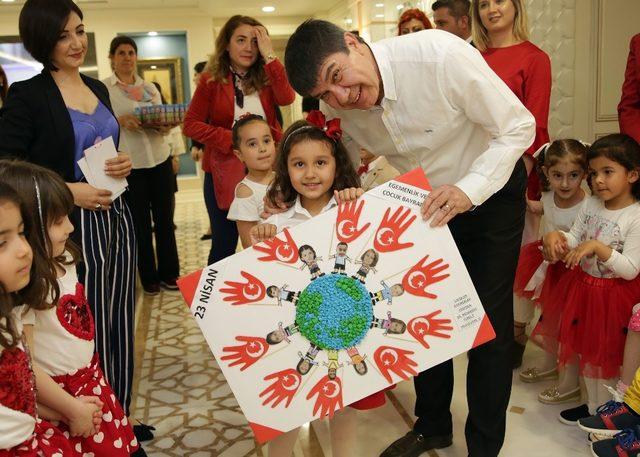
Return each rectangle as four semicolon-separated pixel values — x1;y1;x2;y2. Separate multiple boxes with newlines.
455;173;492;206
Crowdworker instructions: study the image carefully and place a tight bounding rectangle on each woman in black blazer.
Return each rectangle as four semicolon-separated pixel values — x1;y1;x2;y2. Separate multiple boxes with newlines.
0;0;139;422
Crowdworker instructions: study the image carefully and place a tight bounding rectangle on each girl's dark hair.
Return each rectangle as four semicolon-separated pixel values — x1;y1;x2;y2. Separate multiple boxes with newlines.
361;249;379;267
587;134;640;200
19;0;84;71
0;160;80;309
267;119;360;206
537;139;588;191
108;35;137;56
232;114;270;150
0;181;51;348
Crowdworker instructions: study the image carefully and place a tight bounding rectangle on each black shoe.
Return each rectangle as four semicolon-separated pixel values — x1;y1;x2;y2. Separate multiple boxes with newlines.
559;404;590;425
160;279;179;291
512;340;526;369
380;431;452;457
132;446;148;457
591;426;640;456
200;233;212;240
133;422;156;442
142;283;160;296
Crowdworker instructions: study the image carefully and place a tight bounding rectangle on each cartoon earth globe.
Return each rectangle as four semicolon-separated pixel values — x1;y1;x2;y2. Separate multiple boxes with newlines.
296;274;373;350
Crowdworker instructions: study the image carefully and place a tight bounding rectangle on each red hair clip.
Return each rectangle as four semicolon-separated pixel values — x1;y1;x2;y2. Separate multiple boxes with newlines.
306;110;342;142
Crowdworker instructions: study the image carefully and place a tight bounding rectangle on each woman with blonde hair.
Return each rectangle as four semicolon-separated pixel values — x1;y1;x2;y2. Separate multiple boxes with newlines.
183;15;295;265
471;0;552;371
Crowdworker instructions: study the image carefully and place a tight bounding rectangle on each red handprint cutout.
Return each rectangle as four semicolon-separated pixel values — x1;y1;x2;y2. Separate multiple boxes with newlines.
253;228;299;264
259;369;302;408
402;255;450;299
219;271;266;306
373;346;418;383
220;336;269;371
306;375;344;419
408;311;454;349
336;200;371;243
373;206;417;253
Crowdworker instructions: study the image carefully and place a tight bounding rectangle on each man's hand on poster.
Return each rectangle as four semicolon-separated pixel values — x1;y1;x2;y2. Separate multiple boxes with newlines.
306;375;343;419
221;336;269;371
260;369;302;408
336;199;370;243
408;311;454;349
421;185;473;227
219;271;266;305
402;255;450;299
374;206;416;252
373;346;418;383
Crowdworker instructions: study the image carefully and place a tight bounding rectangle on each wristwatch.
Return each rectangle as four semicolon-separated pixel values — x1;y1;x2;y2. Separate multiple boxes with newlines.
265;53;277;63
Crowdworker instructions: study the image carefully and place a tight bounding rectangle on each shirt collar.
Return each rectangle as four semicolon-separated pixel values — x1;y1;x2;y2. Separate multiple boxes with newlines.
369;41;397;103
292;195;338;218
108;72;143;87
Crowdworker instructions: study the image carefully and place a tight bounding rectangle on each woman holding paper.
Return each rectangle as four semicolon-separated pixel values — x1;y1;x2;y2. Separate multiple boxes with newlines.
104;35;180;296
0;0;139;421
183;15;295;266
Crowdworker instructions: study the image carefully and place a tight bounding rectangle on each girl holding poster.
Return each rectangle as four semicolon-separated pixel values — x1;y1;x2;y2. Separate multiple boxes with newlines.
250;111;384;456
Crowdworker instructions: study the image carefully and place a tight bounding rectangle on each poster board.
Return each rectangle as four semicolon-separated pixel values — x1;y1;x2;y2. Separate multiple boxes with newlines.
178;168;495;443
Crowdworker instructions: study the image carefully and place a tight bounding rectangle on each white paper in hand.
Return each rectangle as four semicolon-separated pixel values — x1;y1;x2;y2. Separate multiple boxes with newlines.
80;136;127;200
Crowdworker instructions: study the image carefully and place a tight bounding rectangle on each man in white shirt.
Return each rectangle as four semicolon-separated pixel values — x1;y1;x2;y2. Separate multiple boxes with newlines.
285;20;535;457
432;0;472;42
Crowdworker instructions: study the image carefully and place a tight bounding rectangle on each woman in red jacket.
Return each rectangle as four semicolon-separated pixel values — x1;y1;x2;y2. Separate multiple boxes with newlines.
471;0;551;368
183;15;295;265
619;34;640;144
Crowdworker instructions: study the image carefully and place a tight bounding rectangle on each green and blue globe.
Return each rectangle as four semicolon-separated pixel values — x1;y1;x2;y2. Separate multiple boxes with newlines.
296;274;373;350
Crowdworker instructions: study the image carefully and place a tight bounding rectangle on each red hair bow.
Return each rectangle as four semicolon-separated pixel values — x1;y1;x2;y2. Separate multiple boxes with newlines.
306;110;342;142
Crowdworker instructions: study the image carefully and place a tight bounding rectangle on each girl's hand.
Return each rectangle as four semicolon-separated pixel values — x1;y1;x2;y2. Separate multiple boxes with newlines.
253;26;275;62
334;187;364;203
250;223;277;245
563;240;597;269
542;231;568;262
67;182;113;211
117;114;142;131
105;152;132;179
261;193;289;219
526;199;543;215
77;396;104;429
67;397;102;438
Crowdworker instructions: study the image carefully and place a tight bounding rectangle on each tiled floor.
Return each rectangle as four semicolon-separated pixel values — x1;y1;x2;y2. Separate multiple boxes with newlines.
130;188;594;456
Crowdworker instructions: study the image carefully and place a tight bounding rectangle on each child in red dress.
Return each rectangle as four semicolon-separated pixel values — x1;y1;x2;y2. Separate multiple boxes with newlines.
0;161;139;455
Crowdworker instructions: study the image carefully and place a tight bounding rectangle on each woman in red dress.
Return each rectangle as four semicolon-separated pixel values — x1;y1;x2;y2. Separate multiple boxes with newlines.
471;0;552;369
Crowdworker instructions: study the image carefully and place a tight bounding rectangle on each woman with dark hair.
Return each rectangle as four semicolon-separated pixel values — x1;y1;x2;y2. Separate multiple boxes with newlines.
0;0;139;427
398;8;433;35
183;14;295;265
104;36;180;296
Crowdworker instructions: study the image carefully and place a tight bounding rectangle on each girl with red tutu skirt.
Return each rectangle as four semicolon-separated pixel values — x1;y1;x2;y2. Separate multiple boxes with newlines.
0;181;80;456
0;161;140;455
543;134;640;423
514;140;588;407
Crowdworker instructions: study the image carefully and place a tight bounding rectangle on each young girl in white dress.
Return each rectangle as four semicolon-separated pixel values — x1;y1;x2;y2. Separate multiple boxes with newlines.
227;114;276;248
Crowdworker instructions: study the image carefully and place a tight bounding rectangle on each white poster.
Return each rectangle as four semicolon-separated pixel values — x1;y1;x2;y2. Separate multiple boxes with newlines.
178;168;494;443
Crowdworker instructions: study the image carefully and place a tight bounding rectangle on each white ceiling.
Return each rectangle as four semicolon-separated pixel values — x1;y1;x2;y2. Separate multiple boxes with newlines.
0;0;330;18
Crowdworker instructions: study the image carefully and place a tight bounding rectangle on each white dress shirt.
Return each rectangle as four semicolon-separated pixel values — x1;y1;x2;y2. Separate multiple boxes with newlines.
322;29;536;205
265;196;338;232
104;73;171;169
